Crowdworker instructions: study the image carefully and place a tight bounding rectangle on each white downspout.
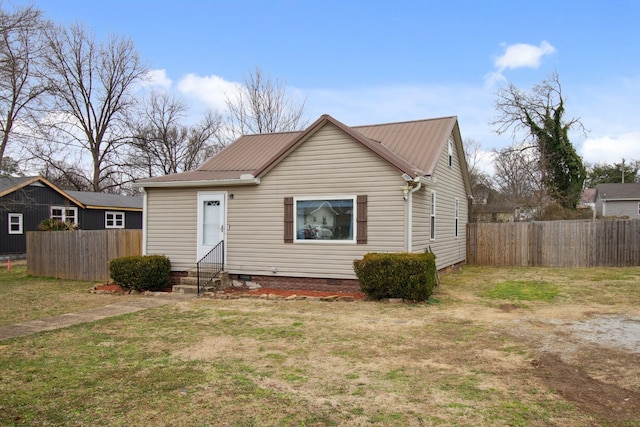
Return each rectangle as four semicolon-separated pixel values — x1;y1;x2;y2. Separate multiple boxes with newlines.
141;187;148;255
405;178;422;252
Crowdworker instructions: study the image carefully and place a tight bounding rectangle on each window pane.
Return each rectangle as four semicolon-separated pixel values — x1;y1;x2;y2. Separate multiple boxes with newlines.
203;200;220;245
296;199;353;241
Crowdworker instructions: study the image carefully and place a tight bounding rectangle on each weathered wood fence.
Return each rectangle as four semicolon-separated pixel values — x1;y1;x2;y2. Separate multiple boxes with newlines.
27;230;142;282
467;219;640;267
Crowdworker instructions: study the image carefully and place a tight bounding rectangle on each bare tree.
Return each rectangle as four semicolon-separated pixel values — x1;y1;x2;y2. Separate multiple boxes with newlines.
35;23;147;192
491;72;586;208
0;4;48;174
492;144;546;210
226;67;308;137
126;90;225;177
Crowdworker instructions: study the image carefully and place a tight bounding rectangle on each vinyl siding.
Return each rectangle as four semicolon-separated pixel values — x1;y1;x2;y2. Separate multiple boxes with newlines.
145;123;408;277
598;199;640;217
412;135;469;269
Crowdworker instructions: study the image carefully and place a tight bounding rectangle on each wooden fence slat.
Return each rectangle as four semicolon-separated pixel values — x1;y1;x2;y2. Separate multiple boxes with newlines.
27;230;143;282
467;219;640;268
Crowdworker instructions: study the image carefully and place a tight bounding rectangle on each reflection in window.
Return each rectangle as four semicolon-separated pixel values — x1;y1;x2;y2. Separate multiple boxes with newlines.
295;198;354;242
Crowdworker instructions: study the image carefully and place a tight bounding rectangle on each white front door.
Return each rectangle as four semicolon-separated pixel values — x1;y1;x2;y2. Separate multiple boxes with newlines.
197;192;226;260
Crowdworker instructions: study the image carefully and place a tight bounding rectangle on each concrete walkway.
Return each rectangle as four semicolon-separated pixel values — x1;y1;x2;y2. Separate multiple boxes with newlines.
0;293;196;341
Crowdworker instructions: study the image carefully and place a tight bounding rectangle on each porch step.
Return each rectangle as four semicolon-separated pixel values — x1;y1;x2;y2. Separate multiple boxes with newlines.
173;270;231;294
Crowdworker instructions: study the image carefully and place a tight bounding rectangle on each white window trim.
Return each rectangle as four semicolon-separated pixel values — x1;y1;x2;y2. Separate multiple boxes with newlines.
8;213;23;235
294;195;357;244
105;211;125;229
430;191;436;241
51;206;78;223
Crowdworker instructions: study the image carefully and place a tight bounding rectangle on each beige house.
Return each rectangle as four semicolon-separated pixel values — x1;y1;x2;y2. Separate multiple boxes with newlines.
135;115;472;289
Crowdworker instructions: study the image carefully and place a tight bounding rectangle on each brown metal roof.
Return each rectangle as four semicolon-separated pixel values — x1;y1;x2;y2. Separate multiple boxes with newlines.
353;116;457;176
136;114;460;186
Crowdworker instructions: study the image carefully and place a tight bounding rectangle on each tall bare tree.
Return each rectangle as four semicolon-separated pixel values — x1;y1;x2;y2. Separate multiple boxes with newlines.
126;90;225;177
226;67;308;137
0;4;48;174
491;72;586;209
35;23;147;192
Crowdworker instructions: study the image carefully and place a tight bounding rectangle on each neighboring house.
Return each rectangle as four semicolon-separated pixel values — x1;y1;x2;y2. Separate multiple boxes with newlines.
135;114;472;288
594;183;640;218
0;176;143;256
580;188;596;211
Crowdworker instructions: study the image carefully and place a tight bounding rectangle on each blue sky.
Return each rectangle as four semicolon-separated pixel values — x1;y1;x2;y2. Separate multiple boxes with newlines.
18;0;640;173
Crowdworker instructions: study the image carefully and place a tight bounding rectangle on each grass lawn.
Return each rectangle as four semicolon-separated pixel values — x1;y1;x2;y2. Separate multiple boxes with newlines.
0;264;639;426
0;264;144;326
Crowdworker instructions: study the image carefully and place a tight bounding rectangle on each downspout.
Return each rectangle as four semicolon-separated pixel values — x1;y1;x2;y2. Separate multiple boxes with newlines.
404;177;422;252
141;187;148;255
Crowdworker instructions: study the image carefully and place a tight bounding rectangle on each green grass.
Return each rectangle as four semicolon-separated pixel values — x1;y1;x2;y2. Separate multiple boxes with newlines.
481;280;560;302
0;265;144;326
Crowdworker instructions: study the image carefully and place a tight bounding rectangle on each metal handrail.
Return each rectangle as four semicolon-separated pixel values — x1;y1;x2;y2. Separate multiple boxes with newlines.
196;240;224;296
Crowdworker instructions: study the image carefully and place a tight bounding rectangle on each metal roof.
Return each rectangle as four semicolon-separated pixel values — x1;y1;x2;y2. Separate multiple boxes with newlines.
136;114;460;187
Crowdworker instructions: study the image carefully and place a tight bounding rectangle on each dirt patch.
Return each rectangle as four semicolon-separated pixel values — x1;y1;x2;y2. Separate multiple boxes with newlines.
531;352;640;422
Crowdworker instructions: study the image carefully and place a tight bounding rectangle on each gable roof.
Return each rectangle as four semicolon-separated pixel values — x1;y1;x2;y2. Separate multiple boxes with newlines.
0;176;142;211
595;183;640;201
135;114;466;189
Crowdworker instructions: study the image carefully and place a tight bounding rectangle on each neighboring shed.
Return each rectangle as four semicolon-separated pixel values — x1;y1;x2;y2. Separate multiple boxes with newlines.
0;176;143;256
594;183;640;218
135;114;472;289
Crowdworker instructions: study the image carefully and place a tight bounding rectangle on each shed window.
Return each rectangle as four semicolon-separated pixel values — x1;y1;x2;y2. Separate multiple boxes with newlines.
285;195;367;244
430;191;436;240
8;213;23;234
105;211;125;228
455;198;459;238
51;206;77;224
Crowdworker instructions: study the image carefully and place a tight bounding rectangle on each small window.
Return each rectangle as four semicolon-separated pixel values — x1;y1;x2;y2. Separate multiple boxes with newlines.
448;140;453;167
455;198;459;238
430;191;436;240
8;213;23;234
294;197;355;243
638;202;640;216
51;206;78;224
105;211;125;229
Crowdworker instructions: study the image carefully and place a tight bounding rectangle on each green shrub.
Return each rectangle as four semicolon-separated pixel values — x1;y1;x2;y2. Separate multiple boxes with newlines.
38;218;79;231
353;252;437;301
109;255;171;292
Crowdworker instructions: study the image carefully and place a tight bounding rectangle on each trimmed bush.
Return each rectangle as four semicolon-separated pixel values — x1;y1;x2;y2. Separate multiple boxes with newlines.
109;255;171;292
353;252;437;302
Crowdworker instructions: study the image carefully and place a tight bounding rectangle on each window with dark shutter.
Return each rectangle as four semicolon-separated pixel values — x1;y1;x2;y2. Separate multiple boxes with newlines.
285;195;367;244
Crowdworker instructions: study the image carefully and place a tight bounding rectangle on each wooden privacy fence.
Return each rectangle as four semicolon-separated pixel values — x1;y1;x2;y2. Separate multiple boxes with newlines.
27;229;142;282
467;219;640;267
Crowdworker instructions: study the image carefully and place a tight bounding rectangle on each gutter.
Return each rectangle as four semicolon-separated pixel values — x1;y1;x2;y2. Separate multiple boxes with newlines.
132;176;261;189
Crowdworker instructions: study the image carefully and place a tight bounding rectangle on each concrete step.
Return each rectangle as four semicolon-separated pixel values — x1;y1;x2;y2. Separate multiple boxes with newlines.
172;283;219;294
173;271;231;294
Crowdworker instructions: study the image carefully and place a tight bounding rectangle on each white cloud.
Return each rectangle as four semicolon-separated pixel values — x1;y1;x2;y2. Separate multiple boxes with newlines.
142;69;172;89
486;41;556;85
581;133;640;165
177;73;239;111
